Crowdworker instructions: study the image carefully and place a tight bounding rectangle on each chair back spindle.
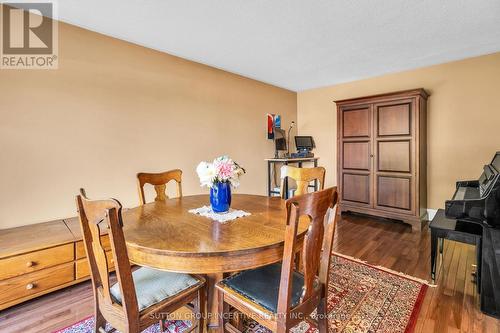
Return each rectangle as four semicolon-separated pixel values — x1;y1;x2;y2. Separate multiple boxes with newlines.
280;166;325;198
137;169;183;204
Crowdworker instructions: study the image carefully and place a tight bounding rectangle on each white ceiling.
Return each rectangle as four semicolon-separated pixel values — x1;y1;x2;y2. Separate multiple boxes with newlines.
54;0;500;91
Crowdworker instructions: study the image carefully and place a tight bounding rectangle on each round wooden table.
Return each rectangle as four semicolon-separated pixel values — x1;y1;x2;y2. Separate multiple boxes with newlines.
122;194;309;331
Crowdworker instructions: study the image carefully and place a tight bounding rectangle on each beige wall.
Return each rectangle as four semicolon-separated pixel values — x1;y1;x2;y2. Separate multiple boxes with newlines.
0;22;296;229
298;52;500;210
3;18;498;229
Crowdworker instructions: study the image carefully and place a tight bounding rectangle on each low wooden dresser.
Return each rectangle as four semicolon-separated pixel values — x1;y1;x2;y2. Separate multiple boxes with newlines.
0;217;113;311
64;217;114;280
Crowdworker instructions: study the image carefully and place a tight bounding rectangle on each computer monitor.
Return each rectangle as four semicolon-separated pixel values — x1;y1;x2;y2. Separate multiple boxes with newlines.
295;136;314;151
274;128;287;151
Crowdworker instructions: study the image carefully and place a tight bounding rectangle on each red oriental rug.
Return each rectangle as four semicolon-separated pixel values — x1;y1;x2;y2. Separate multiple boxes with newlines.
54;254;428;333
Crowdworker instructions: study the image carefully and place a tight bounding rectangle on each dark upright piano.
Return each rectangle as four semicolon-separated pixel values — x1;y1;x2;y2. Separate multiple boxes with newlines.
445;152;500;318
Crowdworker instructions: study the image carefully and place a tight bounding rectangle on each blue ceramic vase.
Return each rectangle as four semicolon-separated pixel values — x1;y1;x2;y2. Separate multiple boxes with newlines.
210;181;231;213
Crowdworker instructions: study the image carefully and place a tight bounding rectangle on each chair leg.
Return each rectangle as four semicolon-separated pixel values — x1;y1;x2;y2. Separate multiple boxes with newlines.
317;297;328;333
276;321;287;333
232;310;244;332
94;307;106;333
197;286;207;333
218;290;226;332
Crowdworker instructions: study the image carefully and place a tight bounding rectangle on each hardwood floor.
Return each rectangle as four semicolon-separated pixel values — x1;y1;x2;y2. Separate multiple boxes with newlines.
334;214;499;333
1;213;499;333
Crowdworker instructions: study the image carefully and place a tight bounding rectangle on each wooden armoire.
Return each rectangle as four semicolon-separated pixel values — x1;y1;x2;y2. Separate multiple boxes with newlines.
335;89;428;231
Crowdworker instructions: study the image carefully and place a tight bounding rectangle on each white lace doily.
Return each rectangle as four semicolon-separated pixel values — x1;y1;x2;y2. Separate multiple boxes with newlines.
188;205;251;223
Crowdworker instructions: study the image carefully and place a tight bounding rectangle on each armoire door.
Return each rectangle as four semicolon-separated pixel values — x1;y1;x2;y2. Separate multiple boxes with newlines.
372;98;415;214
339;104;372;207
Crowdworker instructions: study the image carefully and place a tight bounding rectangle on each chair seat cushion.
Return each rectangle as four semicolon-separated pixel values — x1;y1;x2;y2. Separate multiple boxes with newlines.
220;263;304;313
110;267;199;311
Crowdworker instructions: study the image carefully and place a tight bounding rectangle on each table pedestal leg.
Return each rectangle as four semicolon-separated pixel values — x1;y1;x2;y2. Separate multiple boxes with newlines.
207;273;224;333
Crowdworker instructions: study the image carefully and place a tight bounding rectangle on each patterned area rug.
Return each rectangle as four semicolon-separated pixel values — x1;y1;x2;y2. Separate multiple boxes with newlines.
55;254;428;333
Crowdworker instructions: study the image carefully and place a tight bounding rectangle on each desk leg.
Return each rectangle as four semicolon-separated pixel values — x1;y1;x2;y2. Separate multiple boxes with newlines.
314;159;318;191
207;273;224;333
431;232;438;282
267;161;271;197
284;161;289;199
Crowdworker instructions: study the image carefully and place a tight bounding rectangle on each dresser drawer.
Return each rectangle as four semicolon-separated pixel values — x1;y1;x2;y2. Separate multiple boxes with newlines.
75;251;115;280
75;235;111;259
0;244;74;280
0;263;74;305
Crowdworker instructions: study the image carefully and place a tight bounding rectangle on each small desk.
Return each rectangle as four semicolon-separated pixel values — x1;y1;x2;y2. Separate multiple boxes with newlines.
265;157;319;198
430;209;482;288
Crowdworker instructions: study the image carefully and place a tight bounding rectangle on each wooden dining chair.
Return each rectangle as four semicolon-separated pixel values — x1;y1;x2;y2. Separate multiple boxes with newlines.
76;189;206;333
137;169;183;205
216;187;339;333
279;165;325;199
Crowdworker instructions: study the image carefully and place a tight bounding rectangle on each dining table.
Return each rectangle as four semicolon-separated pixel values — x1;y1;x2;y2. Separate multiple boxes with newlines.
122;194;310;332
